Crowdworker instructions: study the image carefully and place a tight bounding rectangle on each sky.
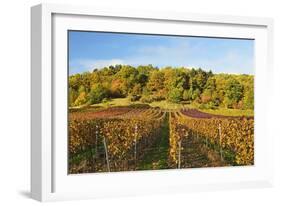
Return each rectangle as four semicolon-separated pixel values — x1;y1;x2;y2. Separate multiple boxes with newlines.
68;31;254;75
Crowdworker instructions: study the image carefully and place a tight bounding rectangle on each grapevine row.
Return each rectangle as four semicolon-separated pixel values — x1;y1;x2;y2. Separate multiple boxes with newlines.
69;108;166;173
176;110;254;165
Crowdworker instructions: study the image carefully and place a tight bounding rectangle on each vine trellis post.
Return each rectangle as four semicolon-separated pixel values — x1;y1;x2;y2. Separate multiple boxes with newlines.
103;137;110;172
178;140;182;169
134;124;138;166
95;125;98;156
218;123;223;161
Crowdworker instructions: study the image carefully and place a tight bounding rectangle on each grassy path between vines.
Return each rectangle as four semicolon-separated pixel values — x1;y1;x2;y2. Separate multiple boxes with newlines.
137;114;170;170
179;134;229;168
136;111;229;170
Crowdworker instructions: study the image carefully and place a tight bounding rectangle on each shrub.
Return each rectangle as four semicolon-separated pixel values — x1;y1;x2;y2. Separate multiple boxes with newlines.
168;88;183;103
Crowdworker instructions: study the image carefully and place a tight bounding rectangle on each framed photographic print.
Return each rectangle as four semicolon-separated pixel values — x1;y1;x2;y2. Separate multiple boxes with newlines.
31;3;274;201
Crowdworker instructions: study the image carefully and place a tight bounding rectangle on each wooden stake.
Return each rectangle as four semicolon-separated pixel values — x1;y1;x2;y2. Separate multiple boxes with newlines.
103;137;110;172
95;125;98;156
218;123;223;161
134;124;138;166
178;140;181;169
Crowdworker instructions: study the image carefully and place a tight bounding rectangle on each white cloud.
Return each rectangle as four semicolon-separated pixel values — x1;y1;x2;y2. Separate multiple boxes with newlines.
70;59;125;73
82;59;125;70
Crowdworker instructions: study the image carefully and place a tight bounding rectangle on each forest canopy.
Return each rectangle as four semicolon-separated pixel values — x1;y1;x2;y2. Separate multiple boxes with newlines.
69;65;254;110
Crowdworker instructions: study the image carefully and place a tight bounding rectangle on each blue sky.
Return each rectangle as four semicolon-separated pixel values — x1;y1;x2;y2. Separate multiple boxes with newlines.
69;31;254;75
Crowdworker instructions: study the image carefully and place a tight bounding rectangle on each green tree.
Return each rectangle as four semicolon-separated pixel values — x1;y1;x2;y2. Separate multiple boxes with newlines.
182;90;190;101
146;70;164;92
192;88;201;101
168;88;183;103
88;84;109;104
201;77;217;104
131;84;142;96
243;86;254;109
224;78;244;108
69;88;78;107
74;92;87;106
116;65;138;95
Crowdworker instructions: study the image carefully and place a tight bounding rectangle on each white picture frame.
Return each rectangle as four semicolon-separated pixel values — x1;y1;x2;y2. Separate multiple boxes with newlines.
31;3;274;202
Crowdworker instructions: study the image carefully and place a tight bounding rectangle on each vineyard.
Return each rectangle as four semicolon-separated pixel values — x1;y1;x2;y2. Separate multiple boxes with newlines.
68;106;254;174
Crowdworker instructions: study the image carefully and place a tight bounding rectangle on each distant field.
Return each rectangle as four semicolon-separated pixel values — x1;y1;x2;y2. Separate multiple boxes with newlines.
199;108;254;117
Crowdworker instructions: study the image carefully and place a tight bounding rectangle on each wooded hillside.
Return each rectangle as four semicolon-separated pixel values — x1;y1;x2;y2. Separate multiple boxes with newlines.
69;65;254;110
